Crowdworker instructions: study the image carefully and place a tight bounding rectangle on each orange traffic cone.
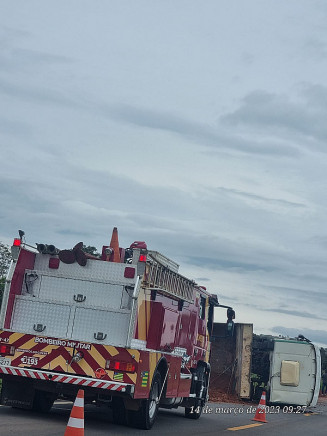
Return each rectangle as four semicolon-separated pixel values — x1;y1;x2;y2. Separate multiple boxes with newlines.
252;390;267;423
109;227;121;263
64;389;84;436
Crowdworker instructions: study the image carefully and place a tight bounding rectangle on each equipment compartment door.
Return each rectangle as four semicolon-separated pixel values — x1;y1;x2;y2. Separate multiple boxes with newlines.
71;307;131;347
159;308;179;351
37;276;125;309
10;296;71;338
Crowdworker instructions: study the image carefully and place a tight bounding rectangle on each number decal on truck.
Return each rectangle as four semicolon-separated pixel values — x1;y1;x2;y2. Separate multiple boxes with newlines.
0;357;11;366
21;356;39;365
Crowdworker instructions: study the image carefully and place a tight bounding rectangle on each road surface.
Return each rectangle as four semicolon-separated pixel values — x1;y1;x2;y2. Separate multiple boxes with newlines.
0;398;326;435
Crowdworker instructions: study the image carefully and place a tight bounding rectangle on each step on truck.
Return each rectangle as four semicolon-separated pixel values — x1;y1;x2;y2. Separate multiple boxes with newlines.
0;228;234;429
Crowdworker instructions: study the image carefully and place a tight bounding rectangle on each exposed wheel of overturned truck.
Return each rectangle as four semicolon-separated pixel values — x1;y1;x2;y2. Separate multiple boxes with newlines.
128;370;162;429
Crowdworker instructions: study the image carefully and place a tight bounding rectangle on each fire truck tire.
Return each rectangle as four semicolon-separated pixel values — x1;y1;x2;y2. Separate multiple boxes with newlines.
112;397;128;425
185;366;208;420
185;402;203;419
32;391;56;413
129;371;161;429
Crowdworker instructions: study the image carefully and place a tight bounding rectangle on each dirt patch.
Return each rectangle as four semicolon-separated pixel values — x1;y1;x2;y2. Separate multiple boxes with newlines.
209;387;254;405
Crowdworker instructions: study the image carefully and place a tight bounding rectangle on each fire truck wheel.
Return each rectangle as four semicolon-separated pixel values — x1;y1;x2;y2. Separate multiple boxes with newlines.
32;391;56;413
185;401;203;419
112;397;128;425
129;371;162;429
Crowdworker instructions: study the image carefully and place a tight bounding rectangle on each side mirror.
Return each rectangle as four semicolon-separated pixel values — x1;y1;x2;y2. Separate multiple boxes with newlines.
226;320;234;337
226;307;235;337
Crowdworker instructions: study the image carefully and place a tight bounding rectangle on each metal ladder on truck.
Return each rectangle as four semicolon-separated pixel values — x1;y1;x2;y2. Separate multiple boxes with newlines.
143;251;195;303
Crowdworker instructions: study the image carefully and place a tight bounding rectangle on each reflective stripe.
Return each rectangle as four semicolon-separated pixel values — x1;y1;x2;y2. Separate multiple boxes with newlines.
110;384;119;390
74;397;84;408
67;417;84;429
0;365;132;392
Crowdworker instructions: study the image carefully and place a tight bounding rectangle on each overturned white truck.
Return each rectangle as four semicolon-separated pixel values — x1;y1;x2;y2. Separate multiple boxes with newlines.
251;335;321;407
210;325;321;407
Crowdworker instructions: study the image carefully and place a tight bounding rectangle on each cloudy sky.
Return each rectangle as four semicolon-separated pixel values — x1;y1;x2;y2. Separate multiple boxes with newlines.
1;1;327;346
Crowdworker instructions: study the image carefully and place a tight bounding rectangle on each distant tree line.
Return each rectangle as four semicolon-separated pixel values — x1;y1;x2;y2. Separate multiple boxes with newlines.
0;242;11;307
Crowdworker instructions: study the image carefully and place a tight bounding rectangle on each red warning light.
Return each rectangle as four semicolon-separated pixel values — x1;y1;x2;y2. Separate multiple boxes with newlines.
13;238;21;247
139;254;147;262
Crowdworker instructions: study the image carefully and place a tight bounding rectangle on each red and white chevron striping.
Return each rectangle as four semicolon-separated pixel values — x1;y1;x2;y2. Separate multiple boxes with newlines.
0;365;131;391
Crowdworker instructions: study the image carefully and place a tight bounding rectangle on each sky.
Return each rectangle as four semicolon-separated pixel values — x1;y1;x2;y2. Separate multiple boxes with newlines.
1;1;327;346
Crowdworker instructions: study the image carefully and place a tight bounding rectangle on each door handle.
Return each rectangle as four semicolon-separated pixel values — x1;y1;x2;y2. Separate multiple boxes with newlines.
33;323;46;332
74;294;86;302
94;332;107;341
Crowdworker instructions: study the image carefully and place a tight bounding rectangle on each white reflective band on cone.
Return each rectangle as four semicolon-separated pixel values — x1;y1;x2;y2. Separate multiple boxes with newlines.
67;417;84;429
74;398;84;408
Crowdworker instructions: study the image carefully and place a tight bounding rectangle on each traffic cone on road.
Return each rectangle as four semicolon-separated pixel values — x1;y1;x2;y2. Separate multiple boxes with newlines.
109;227;121;263
64;389;84;436
252;390;267;423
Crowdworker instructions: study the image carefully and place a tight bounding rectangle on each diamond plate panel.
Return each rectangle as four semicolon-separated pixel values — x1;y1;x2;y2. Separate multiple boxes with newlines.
34;254;136;285
11;297;71;338
37;276;125;309
72;307;130;347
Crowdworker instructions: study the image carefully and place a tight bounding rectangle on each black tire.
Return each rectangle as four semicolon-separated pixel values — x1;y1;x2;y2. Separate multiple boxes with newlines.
129;371;161;429
185;364;208;420
32;391;56;413
112;397;128;425
185;403;203;419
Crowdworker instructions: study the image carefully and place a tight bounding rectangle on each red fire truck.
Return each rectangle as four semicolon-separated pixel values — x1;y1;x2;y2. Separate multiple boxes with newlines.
0;229;234;429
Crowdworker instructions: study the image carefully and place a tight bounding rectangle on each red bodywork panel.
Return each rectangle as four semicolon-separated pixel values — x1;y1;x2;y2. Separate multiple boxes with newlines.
4;250;35;329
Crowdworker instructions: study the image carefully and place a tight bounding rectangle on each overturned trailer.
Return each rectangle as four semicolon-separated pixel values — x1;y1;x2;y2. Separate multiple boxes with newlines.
210;327;321;407
252;335;321;407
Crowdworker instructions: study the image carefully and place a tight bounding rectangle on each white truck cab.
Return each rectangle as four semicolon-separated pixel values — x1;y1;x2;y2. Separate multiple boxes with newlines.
252;335;321;407
268;338;321;406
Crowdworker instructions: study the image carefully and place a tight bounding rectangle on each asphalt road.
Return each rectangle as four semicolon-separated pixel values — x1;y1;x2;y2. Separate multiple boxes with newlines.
0;399;326;436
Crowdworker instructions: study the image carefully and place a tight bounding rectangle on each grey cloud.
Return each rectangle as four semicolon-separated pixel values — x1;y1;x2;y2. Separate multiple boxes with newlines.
216;187;306;210
106;103;300;157
186;256;277;273
263;307;326;322
0;162;298;280
301;83;327;109
57;229;94;238
195;277;211;282
12;48;71;65
221;87;327;145
310;234;327;250
0;48;72;73
0;116;31;136
0;25;31;46
0;79;81;109
261;285;327;302
0;165;205;250
303;38;327;60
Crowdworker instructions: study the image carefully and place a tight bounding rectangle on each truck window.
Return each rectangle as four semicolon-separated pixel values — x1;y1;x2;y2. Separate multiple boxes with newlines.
199;296;206;320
